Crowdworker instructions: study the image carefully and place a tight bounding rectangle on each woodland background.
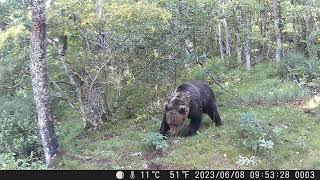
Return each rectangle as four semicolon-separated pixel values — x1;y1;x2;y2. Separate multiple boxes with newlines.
0;0;319;169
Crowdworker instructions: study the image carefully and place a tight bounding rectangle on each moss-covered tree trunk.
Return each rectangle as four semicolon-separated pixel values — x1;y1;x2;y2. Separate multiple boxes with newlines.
30;0;58;166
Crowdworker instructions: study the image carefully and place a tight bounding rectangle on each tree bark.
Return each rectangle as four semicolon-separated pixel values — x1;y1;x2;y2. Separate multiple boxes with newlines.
218;23;224;61
236;33;242;64
222;18;231;57
235;5;242;64
317;14;320;33
30;0;58;166
245;14;251;70
272;0;282;62
260;3;268;37
304;0;312;57
245;35;251;70
96;0;105;19
58;36;108;130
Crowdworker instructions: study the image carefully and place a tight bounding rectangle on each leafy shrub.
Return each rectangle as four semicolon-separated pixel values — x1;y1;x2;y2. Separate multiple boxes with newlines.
238;112;282;154
0;152;46;170
0;93;43;169
277;53;320;88
142;132;169;151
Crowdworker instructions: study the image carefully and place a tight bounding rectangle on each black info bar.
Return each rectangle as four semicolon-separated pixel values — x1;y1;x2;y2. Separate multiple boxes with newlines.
0;170;319;180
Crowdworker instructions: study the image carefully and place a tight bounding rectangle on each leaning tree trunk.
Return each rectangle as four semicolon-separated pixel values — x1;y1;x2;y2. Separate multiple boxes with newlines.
58;36;107;130
273;0;282;62
30;0;58;166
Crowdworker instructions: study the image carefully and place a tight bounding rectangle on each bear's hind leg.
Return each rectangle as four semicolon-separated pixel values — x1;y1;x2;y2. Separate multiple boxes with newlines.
208;100;222;126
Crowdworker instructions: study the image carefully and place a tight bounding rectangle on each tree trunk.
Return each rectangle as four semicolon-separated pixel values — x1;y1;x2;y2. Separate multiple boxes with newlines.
222;18;231;57
245;14;251;70
214;26;219;48
218;23;224;61
235;5;242;64
272;0;282;62
58;36;108;130
30;0;58;166
317;14;320;33
261;3;268;37
96;0;105;19
245;36;251;70
236;33;242;64
304;0;312;57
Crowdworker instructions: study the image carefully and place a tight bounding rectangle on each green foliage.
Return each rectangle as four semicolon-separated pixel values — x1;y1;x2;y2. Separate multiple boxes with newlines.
237;112;282;154
277;53;320;88
142;132;169;151
0;92;42;163
239;78;309;106
0;152;46;170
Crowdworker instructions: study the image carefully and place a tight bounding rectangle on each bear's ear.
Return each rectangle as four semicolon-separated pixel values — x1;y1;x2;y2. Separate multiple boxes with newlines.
178;105;189;115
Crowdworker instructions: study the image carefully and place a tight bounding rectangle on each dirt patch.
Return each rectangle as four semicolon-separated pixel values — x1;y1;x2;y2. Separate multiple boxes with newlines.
147;162;168;170
283;99;305;109
73;155;111;164
143;150;160;160
100;132;119;140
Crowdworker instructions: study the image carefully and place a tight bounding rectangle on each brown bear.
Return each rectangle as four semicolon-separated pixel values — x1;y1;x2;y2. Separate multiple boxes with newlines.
160;80;222;136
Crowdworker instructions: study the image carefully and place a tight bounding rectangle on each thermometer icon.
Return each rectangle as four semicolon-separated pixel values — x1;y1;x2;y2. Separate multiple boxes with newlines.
130;171;135;179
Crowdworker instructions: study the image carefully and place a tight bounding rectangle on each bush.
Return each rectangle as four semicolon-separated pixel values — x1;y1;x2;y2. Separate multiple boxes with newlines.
237;112;283;154
0;152;46;170
0;93;43;168
142;132;169;151
277;53;320;88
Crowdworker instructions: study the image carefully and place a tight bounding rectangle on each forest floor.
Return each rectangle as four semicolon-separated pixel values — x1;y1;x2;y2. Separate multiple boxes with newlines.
54;62;320;170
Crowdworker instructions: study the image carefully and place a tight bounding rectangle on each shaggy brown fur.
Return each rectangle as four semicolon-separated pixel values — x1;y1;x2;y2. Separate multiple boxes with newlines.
160;80;222;136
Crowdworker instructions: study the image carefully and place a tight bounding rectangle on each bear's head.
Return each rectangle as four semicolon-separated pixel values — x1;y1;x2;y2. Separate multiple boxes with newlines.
165;92;190;136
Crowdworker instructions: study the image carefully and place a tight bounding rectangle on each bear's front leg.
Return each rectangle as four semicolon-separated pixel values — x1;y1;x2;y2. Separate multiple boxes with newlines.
160;114;170;136
187;117;202;136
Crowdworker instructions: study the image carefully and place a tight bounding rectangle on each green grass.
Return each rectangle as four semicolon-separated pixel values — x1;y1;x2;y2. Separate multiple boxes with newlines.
54;62;320;170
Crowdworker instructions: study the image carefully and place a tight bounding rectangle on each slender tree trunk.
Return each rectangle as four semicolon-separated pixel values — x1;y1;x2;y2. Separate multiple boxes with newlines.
272;0;282;62
261;4;268;37
317;14;320;33
214;26;219;48
96;0;105;19
245;13;251;70
245;36;251;70
235;6;242;64
236;33;242;64
218;23;224;61
30;0;58;166
222;18;231;57
304;0;312;57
